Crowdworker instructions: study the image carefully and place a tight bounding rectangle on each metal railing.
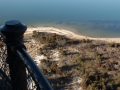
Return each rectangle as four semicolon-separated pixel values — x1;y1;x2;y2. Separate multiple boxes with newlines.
0;20;53;90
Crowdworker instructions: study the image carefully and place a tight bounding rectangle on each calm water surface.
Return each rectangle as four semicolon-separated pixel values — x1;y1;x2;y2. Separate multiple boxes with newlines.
0;0;120;37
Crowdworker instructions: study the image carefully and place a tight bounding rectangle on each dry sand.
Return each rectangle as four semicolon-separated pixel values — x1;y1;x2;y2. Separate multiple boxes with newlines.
25;27;120;43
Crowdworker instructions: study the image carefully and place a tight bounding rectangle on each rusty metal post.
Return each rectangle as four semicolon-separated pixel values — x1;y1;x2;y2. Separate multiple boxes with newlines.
0;20;27;90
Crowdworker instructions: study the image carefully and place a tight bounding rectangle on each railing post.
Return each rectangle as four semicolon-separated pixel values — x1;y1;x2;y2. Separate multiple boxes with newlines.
0;20;27;90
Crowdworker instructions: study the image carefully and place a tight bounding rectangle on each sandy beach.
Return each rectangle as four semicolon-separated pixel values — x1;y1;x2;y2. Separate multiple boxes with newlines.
26;27;120;43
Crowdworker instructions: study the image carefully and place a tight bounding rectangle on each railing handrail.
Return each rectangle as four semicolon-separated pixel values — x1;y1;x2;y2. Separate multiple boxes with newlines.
0;20;53;90
17;47;53;90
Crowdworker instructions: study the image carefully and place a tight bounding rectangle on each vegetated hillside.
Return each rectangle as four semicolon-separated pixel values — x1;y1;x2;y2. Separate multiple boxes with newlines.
25;31;120;90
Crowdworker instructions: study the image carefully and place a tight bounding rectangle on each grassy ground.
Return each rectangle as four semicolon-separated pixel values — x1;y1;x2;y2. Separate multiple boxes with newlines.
25;31;120;90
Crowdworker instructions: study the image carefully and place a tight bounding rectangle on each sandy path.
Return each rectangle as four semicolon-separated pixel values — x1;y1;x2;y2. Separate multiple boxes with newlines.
25;27;120;43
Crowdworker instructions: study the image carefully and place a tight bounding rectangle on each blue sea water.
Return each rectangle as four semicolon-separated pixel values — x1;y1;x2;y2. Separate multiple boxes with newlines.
0;0;120;37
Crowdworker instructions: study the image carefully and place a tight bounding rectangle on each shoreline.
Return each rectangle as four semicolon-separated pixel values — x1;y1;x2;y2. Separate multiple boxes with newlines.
26;26;120;43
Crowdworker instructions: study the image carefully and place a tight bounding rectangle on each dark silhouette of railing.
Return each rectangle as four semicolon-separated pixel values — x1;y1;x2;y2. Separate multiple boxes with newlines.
0;20;53;90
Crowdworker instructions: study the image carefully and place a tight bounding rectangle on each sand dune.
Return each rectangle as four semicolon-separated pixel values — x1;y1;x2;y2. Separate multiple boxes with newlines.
26;27;120;43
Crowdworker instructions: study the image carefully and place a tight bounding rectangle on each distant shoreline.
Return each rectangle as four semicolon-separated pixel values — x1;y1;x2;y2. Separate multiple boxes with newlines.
26;26;120;43
27;21;120;38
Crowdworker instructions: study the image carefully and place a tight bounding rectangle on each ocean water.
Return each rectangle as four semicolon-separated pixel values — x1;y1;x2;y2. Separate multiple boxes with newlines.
0;0;120;37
